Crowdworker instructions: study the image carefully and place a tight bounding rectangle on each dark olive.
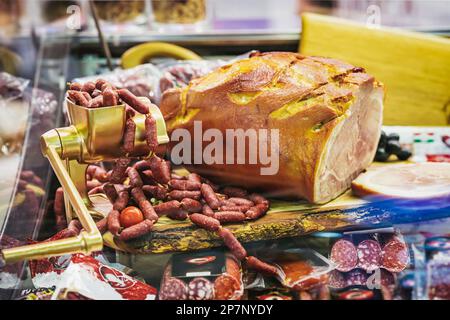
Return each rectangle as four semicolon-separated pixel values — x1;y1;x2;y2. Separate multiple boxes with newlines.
387;133;400;141
397;150;412;161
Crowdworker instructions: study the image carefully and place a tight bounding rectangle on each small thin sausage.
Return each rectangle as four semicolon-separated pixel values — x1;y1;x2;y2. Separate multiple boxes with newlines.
131;187;147;203
189;214;220;232
248;193;269;205
88;185;104;195
140;170;156;185
149;156;171;184
169;190;201;201
101;82;116;92
201;183;220;209
227;197;254;207
180;198;203;213
88;94;103;108
68;219;82;234
219;205;251;213
245;203;269;220
245;256;278;277
95;217;108;234
67;90;89;107
82;91;92;101
119;219;153;241
145;116;158;152
87;165;108;182
110;157;130;184
217;228;247;260
214;211;246;223
103;88;118;106
103;183;118;203
133;160;151;171
69;82;82;91
125;105;136;119
187;173;202;183
171;173;185;180
142;185;167;200
95;79;108;90
86;180;101;191
117;89;150;114
167;208;189;220
107;210;121;236
91;89;102;98
81;81;96;94
113;190;129;211
122;118;136;153
202;204;215;217
153;200;181;216
54;187;65;219
127;167;143;188
169;179;201;191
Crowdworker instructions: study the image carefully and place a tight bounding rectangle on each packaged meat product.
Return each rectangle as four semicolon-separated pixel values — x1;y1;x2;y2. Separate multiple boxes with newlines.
160;52;383;203
159;249;243;300
51;254;157;300
266;248;333;291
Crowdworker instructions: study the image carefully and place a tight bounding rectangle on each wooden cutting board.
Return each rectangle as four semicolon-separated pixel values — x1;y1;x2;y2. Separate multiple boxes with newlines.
93;162;449;254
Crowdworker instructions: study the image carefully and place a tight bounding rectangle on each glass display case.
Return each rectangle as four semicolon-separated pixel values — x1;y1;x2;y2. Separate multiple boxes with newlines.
0;0;449;302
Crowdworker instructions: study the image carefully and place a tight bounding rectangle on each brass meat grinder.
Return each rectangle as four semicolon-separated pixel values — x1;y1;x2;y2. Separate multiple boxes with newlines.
1;98;169;264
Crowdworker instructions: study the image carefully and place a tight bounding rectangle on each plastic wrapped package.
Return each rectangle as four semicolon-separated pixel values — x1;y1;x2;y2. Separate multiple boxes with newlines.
0;235;25;290
72;64;162;105
259;248;333;292
159;250;244;300
158;60;224;95
157;52;256;98
325;230;410;300
49;254;157;300
28;231;157;300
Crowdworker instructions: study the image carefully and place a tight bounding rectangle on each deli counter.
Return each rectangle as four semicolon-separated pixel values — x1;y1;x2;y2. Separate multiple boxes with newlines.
0;0;449;301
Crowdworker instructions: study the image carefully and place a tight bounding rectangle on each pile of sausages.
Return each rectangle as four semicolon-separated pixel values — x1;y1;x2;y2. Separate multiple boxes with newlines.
88;154;278;277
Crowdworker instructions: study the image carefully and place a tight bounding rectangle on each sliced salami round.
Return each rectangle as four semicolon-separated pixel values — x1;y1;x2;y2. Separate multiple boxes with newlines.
188;277;214;300
214;274;241;300
159;277;188;300
327;270;346;289
330;239;358;272
381;238;409;272
357;240;382;271
345;269;368;287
